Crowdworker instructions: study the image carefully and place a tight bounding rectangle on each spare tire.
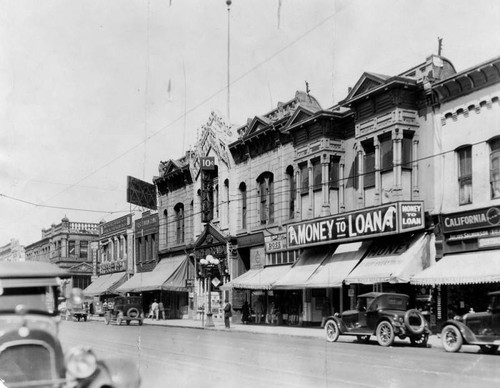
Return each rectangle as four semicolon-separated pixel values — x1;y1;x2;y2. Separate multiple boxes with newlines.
404;309;425;335
127;307;140;319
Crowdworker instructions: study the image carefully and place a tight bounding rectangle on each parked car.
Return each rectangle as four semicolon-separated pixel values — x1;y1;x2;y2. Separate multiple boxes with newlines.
324;292;431;347
0;261;141;388
441;290;500;354
60;299;89;321
104;296;144;326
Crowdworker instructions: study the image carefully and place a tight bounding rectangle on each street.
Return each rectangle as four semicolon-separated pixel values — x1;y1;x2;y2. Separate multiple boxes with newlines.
59;320;500;388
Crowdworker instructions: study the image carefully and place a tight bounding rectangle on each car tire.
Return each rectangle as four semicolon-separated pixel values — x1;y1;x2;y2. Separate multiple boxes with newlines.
376;321;395;347
325;319;340;342
441;325;463;352
480;345;498;354
356;335;370;343
410;333;429;347
404;309;425;335
127;307;140;319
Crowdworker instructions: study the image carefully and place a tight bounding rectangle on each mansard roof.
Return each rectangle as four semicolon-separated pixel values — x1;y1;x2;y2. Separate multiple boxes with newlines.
430;54;500;105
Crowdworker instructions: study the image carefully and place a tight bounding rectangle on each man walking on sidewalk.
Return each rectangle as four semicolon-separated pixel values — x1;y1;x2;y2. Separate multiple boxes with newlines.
223;299;232;329
151;299;159;320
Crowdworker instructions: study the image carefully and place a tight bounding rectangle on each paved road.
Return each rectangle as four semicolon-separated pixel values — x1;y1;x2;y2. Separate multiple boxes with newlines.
59;320;500;388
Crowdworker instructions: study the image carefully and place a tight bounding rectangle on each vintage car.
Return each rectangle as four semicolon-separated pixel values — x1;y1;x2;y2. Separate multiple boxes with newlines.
0;261;141;388
104;296;144;326
441;290;500;354
324;292;431;347
60;299;89;322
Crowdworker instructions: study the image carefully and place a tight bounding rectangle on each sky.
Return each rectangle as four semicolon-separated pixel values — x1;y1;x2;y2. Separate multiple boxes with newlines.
0;0;499;246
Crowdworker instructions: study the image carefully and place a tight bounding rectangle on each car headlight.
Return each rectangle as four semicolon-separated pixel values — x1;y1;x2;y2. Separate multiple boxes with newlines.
66;346;97;379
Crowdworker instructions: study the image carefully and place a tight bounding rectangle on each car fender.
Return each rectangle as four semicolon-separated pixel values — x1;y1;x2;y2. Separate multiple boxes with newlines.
373;317;403;335
86;358;141;388
325;315;347;333
441;320;477;344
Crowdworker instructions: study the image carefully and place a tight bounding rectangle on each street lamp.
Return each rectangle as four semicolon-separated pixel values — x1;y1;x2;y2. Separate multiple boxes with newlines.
199;254;220;327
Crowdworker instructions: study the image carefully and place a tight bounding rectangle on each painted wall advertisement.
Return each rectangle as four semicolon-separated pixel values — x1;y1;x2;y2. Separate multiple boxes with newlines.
287;201;424;248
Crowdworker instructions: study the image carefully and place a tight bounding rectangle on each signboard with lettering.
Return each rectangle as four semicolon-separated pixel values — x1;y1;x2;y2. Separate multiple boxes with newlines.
200;156;215;171
287;201;424;249
250;247;265;269
441;206;500;234
100;214;132;237
265;234;287;253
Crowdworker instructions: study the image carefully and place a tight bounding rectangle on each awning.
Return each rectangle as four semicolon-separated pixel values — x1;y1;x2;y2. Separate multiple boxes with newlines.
305;241;371;288
220;265;292;290
116;255;189;293
411;249;500;285
345;233;433;285
273;248;330;290
83;272;127;297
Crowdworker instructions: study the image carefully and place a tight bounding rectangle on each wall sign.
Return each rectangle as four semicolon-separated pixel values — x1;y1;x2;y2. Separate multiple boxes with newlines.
441;206;500;234
287;201;424;249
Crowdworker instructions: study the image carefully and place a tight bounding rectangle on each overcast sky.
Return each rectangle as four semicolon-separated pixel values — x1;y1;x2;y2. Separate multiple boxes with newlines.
1;0;499;245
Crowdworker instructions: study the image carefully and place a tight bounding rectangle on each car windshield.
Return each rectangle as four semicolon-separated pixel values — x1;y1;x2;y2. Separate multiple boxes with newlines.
0;286;57;315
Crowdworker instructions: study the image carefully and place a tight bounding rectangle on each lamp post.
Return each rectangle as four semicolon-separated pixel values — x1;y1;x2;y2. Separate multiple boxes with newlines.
199;254;220;327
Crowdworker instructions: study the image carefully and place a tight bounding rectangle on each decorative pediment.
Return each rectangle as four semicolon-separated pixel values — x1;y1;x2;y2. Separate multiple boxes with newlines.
194;223;228;249
68;262;93;274
285;106;315;128
246;116;272;137
345;72;391;101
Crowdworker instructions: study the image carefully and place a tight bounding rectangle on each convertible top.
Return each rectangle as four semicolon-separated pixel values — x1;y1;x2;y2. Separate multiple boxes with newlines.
358;292;408;299
0;262;68;288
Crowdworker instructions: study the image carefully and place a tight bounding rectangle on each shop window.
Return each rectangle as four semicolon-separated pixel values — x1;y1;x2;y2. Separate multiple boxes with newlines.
312;159;322;191
329;157;339;189
490;137;500;199
239;182;247;229
457;146;472;205
364;142;375;188
286;166;295;219
174;203;185;244
80;241;88;259
300;163;309;194
68;240;76;257
380;135;393;172
257;172;274;225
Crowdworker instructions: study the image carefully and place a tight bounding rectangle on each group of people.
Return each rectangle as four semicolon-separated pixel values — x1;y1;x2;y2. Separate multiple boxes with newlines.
147;299;166;320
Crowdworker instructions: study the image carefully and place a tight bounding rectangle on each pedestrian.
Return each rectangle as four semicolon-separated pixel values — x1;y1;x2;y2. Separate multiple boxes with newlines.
158;300;165;320
321;300;332;327
254;297;264;324
102;299;108;312
223;299;232;329
241;300;250;324
151;299;159;320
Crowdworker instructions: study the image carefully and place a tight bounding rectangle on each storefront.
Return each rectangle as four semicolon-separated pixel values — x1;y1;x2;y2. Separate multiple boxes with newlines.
411;206;500;326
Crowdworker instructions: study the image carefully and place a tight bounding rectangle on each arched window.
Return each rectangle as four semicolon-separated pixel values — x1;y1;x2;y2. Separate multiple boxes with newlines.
239;182;247;229
257;172;274;225
174;203;185;244
286;166;295;220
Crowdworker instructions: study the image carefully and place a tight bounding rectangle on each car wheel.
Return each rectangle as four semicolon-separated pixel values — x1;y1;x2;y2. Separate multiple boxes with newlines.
325;319;340;342
127;307;140;319
356;335;370;343
404;309;425;335
441;325;463;352
410;333;428;347
480;345;498;354
376;321;395;347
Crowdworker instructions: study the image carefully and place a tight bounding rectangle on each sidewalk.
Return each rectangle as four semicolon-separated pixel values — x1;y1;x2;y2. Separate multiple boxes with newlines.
91;315;442;348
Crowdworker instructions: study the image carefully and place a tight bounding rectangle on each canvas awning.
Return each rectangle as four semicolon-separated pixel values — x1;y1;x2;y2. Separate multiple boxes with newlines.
83;272;128;297
305;241;371;288
116;255;189;293
411;249;500;285
345;233;433;285
273;248;330;290
220;265;292;290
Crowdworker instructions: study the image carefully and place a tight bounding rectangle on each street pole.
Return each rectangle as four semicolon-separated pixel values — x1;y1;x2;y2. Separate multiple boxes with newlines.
206;273;214;327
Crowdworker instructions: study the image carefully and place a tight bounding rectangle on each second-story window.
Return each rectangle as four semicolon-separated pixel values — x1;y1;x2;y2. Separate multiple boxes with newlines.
68;240;76;257
380;135;393;172
286;166;295;219
239;182;247;229
163;209;168;246
402;135;413;169
490;137;500;199
300;163;309;194
364;142;375;188
257;172;274;225
312;159;322;191
329;157;339;189
80;241;88;259
457;146;472;205
174;203;185;244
